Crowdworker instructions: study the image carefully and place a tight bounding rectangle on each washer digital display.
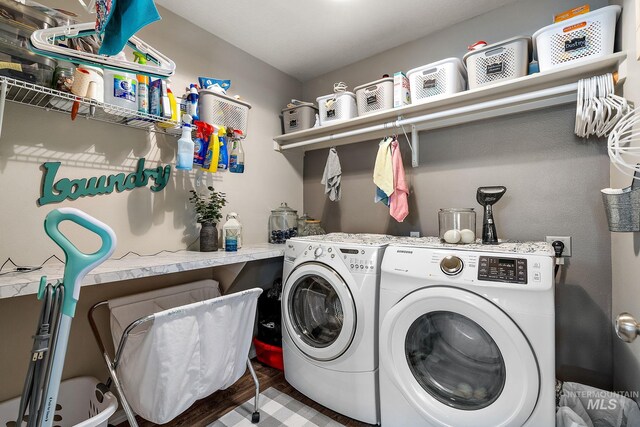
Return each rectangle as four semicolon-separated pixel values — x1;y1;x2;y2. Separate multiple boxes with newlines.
478;256;527;284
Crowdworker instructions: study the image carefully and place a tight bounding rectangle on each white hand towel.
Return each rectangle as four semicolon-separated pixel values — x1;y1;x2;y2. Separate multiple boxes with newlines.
321;147;342;201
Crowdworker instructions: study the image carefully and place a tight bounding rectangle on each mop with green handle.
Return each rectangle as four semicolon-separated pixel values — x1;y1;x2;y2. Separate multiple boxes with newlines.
17;208;116;427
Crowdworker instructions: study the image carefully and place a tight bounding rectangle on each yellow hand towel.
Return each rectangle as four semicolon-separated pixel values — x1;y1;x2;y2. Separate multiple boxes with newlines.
373;137;394;196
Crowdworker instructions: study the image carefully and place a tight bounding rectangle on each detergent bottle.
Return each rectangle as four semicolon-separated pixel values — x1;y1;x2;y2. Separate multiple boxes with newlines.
157;79;179;129
222;212;242;251
217;127;229;171
202;126;221;173
176;121;194;170
132;52;149;113
103;51;137;113
229;130;245;173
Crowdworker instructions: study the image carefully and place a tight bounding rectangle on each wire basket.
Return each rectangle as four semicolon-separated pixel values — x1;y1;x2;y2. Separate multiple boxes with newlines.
199;90;252;136
0;377;118;427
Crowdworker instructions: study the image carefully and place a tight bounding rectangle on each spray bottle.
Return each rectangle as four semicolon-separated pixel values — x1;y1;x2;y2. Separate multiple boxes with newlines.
176;115;194;170
132;52;149;114
193;120;212;167
229;129;245;173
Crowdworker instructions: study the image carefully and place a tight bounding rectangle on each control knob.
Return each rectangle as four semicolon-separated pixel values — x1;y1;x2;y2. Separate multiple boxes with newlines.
314;247;323;258
440;255;463;276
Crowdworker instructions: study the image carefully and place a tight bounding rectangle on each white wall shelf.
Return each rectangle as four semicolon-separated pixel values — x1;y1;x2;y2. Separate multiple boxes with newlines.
273;52;627;167
0;76;180;138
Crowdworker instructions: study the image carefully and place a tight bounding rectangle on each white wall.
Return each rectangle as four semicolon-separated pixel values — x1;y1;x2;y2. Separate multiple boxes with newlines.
611;0;640;399
0;1;304;265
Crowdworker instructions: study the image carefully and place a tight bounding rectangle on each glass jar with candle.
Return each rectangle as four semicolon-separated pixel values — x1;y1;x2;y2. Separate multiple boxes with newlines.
438;208;476;244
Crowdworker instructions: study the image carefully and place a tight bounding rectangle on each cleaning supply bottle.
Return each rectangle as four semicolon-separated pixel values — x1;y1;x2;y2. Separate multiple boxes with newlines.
187;84;199;120
176;122;194;170
103;51;137;113
192;121;212;167
222;212;242;251
229;130;245;173
202;126;221;173
132;52;149;114
217;127;229;171
160;80;172;119
157;79;178;129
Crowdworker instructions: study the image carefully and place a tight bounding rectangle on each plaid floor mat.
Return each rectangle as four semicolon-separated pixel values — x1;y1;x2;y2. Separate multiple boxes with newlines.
208;387;346;427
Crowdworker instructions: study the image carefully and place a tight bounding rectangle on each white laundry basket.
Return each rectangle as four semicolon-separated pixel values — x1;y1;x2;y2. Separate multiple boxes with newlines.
354;77;394;116
533;5;621;72
407;58;466;105
199;90;252;136
103;280;262;425
0;376;118;427
464;36;531;89
316;92;357;125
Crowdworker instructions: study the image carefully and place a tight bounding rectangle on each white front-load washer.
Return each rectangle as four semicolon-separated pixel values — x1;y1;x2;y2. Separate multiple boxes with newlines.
282;233;393;425
379;240;556;427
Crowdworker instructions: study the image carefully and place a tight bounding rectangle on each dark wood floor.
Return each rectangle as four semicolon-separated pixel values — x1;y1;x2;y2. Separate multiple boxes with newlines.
116;360;374;427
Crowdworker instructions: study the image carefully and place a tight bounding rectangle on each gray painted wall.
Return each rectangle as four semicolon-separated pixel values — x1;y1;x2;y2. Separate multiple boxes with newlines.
303;0;613;388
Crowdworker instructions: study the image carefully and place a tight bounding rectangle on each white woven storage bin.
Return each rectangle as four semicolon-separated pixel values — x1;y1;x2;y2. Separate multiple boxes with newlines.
282;104;318;134
533;5;621;72
316;92;357;125
0;377;118;427
407;58;466;105
354;77;394;116
199;90;252;136
464;36;531;89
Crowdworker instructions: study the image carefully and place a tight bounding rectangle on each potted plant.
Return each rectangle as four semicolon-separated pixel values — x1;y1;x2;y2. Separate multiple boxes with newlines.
189;186;227;252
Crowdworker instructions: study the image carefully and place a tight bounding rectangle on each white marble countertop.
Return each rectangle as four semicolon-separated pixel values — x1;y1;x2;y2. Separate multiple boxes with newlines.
0;244;285;299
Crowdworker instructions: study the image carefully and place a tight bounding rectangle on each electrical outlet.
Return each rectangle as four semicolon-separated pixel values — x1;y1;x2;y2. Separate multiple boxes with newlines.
410;231;421;237
545;236;571;257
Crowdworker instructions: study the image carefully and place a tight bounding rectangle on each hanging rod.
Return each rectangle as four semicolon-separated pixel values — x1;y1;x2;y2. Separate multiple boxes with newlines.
279;82;580;167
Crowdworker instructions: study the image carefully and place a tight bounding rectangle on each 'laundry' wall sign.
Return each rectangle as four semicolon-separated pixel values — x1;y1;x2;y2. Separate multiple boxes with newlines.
38;158;172;206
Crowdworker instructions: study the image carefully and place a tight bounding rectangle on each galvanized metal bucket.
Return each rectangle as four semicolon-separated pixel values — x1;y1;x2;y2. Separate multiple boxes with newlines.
602;170;640;232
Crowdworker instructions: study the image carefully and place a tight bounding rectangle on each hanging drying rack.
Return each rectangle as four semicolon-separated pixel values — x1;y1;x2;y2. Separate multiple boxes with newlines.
274;53;627;168
29;22;175;78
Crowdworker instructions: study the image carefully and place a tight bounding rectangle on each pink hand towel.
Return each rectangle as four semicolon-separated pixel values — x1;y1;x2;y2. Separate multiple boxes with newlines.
390;139;409;222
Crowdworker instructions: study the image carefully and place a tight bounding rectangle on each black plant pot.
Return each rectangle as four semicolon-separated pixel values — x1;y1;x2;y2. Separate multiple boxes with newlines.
200;222;218;252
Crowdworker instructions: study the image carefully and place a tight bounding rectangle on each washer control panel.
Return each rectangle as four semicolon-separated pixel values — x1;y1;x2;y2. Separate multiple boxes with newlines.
340;248;378;273
478;256;527;284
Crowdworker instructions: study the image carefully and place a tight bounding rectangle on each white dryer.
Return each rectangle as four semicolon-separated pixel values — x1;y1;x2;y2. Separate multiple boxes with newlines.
282;233;393;425
379;240;556;427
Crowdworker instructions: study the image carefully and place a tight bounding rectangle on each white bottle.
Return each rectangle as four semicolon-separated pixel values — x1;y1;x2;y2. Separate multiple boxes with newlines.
103;51;137;114
176;123;194;170
222;213;242;250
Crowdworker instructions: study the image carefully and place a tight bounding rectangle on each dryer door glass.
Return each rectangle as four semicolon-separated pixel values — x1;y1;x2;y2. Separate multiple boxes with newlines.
405;311;506;410
290;274;344;348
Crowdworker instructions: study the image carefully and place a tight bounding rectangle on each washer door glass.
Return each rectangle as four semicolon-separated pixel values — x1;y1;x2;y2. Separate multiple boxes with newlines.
291;274;344;348
405;311;506;410
283;262;357;361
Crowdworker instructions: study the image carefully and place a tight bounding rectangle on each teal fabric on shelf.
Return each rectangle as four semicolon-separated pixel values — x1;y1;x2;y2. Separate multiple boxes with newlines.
98;0;161;56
